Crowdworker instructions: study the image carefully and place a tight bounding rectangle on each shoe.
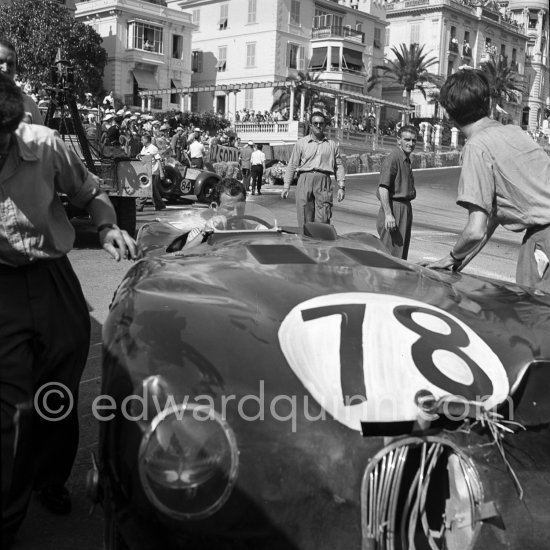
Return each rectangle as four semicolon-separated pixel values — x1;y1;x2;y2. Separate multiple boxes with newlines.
137;205;144;212
257;191;262;195
251;191;255;195
37;485;71;515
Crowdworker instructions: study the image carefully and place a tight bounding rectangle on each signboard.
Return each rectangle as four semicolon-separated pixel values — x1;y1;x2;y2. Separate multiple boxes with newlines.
209;144;240;163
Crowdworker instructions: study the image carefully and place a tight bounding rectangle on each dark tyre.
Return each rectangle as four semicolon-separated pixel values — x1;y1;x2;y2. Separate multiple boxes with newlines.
159;165;180;196
197;177;218;204
110;197;136;237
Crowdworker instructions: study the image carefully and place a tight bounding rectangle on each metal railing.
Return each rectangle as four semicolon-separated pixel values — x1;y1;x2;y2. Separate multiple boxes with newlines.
312;26;365;44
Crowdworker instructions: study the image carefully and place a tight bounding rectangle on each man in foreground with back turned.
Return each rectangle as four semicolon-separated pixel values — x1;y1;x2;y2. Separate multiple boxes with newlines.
0;72;139;549
421;69;550;292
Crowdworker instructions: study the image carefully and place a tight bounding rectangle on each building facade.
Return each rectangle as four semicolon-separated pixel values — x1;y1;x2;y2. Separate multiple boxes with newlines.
76;0;196;111
383;0;529;126
506;0;549;130
167;0;387;119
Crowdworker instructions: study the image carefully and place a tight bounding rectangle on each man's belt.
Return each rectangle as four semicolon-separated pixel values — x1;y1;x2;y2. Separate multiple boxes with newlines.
299;169;333;176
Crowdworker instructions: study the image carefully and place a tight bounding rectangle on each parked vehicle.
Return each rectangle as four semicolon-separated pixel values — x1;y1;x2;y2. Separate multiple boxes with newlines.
159;156;221;204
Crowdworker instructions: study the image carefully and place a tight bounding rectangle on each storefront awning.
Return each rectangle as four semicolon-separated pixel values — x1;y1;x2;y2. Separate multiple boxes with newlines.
171;79;183;89
309;47;327;69
342;48;363;70
132;69;158;90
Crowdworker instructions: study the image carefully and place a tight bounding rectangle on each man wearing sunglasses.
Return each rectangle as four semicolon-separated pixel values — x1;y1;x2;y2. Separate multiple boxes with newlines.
282;111;345;230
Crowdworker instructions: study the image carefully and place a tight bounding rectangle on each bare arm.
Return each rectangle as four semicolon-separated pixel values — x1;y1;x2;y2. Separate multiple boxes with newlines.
420;205;495;270
378;187;396;231
86;192;140;261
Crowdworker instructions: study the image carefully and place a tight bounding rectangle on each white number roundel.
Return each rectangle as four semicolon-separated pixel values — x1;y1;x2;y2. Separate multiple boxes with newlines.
278;293;509;431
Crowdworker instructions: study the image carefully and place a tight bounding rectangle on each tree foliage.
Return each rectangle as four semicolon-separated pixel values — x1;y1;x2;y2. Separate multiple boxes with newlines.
479;56;524;120
367;43;443;119
0;0;106;98
271;70;330;117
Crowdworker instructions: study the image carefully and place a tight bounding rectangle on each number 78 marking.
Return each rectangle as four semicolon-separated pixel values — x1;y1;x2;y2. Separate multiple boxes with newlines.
302;303;494;405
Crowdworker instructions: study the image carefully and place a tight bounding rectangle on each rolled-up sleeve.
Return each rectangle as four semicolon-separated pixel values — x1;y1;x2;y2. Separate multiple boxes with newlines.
52;132;101;208
333;142;345;185
284;141;301;188
457;146;495;215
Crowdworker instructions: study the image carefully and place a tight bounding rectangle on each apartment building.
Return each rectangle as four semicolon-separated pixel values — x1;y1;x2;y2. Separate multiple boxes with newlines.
383;0;529;126
167;0;388;119
506;0;549;130
76;0;196;110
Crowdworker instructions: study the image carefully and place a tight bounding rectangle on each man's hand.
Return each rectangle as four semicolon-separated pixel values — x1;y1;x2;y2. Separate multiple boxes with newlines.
281;188;290;200
418;254;456;270
384;213;397;231
337;188;345;202
99;225;141;261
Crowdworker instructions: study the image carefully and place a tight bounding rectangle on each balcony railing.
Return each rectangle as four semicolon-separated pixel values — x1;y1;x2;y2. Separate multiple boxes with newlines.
448;40;459;53
312;26;365;44
510;60;519;72
462;44;472;57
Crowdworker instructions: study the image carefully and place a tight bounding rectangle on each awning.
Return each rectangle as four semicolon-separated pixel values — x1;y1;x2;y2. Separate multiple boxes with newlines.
342;48;363;69
132;69;158;90
309;47;327;69
171;79;182;89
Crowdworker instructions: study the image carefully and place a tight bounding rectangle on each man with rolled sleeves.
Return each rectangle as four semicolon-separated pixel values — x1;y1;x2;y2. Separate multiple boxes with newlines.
281;111;345;230
0;73;139;548
376;125;417;259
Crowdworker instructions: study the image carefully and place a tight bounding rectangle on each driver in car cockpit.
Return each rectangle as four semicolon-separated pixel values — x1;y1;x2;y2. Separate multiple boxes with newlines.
183;177;247;248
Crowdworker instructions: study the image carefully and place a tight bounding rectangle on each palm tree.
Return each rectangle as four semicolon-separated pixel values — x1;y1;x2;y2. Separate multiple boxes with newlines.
479;56;524;120
271;70;329;119
367;43;443;123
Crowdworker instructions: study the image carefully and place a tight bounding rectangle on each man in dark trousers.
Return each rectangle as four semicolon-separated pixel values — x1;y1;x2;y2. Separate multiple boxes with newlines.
0;73;139;548
281;111;345;230
376;125;417;259
239;140;254;191
250;143;265;195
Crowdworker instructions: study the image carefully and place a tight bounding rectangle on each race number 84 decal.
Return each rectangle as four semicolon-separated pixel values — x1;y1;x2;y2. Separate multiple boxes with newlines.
278;293;509;430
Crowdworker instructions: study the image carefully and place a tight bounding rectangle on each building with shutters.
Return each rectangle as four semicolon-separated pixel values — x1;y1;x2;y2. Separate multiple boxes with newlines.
75;0;196;111
166;0;388;120
505;0;549;130
380;0;549;130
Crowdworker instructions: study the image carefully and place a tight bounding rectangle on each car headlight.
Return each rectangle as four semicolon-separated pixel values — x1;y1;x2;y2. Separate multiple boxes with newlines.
138;404;239;521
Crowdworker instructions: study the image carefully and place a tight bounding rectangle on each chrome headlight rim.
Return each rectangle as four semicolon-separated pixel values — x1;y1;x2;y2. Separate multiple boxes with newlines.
138;403;239;521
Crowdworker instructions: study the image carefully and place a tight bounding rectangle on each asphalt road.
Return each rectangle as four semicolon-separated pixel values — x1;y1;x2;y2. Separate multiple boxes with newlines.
12;166;523;549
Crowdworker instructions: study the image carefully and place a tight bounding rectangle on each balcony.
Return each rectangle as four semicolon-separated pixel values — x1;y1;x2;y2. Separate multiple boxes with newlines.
510;60;519;72
448;39;459;55
500;55;508;67
312;26;365;44
462;44;472;58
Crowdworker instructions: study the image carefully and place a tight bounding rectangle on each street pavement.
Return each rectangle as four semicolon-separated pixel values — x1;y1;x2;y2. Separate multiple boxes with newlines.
12;166;523;549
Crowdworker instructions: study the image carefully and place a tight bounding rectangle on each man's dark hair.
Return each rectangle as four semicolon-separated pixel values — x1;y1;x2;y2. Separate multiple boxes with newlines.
0;72;24;133
212;177;246;203
256;143;263;150
439;69;490;126
310;111;326;122
398;125;417;138
142;133;152;142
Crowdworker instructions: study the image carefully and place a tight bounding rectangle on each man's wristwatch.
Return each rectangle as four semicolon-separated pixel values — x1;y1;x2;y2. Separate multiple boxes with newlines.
97;223;119;233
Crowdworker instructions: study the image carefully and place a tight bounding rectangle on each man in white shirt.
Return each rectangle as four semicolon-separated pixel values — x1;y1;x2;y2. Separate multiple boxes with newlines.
137;134;165;211
188;129;205;169
250;144;266;195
